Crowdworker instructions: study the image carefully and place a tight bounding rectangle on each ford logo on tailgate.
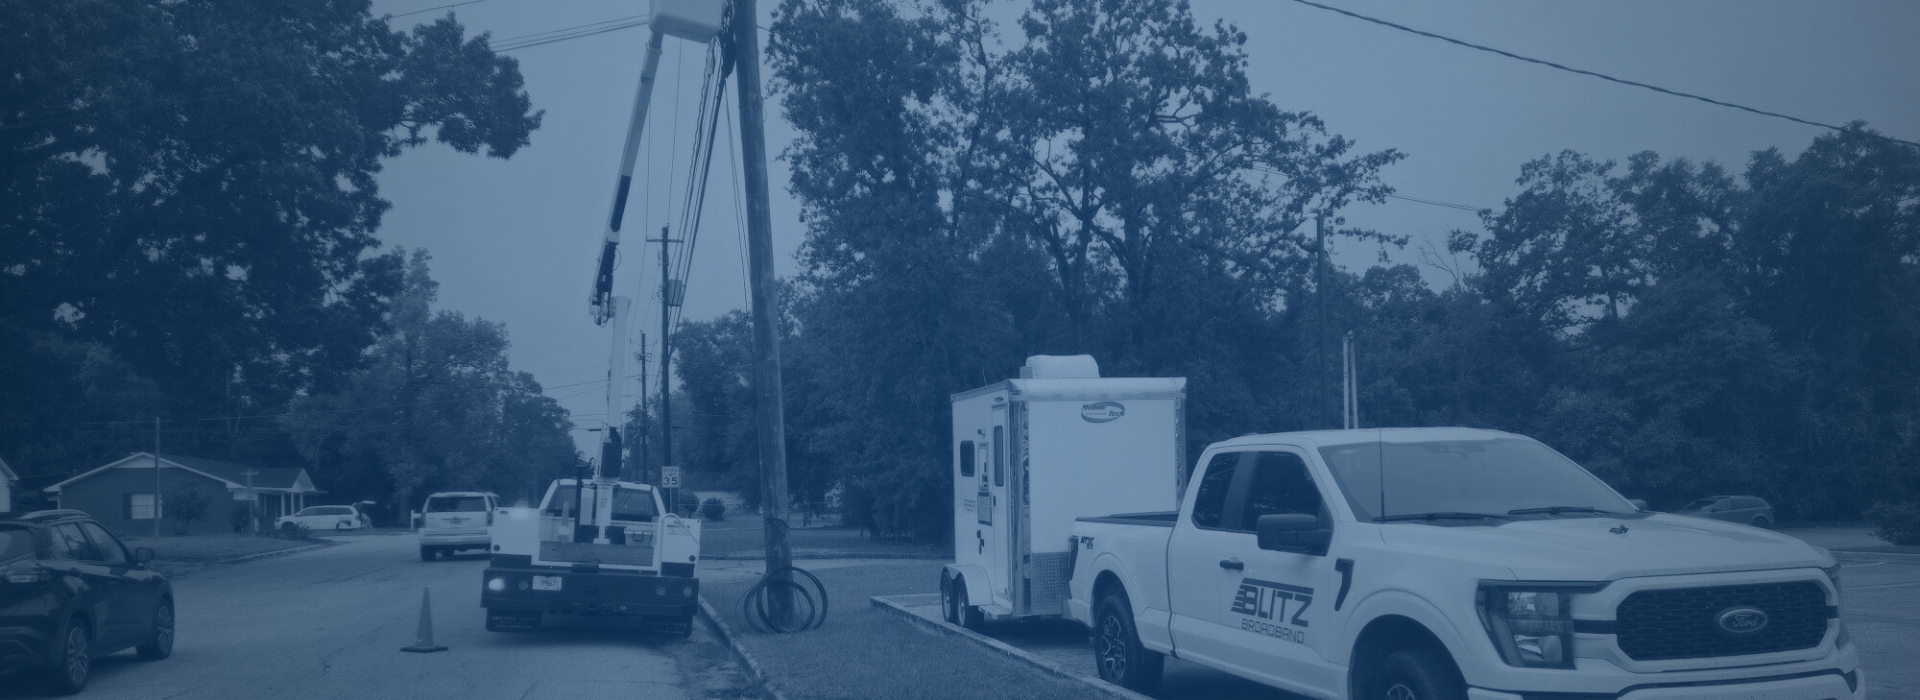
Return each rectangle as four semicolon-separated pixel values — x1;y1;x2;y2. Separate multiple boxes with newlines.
1080;401;1125;423
1715;606;1769;634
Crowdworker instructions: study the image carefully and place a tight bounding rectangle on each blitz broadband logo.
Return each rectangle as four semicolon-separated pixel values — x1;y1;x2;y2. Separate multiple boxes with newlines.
1230;578;1313;644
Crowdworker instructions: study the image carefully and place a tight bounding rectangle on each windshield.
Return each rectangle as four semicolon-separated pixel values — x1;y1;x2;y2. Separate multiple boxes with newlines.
0;527;34;561
1684;498;1719;511
1318;438;1634;521
543;485;658;521
426;496;488;513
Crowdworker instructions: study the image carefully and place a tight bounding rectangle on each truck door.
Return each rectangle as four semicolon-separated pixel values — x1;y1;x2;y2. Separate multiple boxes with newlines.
1165;451;1248;669
1168;450;1342;697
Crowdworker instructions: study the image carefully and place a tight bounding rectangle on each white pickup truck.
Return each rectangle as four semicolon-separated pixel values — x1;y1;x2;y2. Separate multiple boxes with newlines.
1067;428;1861;700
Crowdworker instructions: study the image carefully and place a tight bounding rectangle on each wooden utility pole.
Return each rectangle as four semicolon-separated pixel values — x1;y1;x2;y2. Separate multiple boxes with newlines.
1315;213;1330;429
153;417;161;537
650;227;682;471
638;332;650;484
732;0;794;623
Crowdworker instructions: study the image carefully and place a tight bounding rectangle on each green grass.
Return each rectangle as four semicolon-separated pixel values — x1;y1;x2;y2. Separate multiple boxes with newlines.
119;533;322;568
700;515;946;560
708;559;1110;700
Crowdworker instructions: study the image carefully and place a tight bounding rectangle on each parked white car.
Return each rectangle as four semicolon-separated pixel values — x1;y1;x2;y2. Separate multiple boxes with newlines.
417;492;497;561
275;505;365;532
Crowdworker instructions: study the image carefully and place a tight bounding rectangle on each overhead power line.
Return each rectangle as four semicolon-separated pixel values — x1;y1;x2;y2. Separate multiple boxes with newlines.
1282;0;1920;150
1385;193;1484;213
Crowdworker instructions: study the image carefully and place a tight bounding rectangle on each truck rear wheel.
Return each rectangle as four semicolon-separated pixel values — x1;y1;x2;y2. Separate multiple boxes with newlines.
1093;592;1162;693
1371;648;1465;700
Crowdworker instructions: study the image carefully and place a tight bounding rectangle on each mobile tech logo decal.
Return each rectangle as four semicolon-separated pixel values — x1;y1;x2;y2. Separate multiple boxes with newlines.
1080;401;1125;423
1230;578;1313;644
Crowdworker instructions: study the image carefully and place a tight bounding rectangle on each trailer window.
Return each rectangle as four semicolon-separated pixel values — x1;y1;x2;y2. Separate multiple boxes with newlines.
959;441;975;478
992;426;1005;487
1190;453;1240;529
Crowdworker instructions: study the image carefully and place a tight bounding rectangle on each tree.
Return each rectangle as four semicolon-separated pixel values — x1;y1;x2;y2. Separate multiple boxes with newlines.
1;1;541;462
282;251;578;512
164;487;213;535
764;0;1397;539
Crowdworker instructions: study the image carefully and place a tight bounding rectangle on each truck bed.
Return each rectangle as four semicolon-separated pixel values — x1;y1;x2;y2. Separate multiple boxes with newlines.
1075;511;1178;527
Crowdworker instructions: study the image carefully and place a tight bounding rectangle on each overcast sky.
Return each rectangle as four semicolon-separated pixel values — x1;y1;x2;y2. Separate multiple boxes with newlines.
366;0;1920;454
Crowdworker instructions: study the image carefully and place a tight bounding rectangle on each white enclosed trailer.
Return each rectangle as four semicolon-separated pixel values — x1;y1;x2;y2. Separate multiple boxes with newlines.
941;355;1186;626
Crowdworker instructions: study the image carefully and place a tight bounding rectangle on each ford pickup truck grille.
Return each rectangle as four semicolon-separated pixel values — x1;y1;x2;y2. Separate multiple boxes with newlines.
1614;581;1829;661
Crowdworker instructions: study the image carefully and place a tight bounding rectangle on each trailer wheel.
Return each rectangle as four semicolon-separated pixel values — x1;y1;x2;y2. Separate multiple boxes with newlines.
955;579;985;630
419;546;436;561
1093;592;1162;693
939;574;960;625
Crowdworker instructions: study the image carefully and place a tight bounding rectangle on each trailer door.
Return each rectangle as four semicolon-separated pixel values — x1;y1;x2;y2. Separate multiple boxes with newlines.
987;404;1013;607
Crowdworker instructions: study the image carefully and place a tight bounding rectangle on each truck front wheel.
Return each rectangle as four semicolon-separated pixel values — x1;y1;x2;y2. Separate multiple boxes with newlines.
1372;648;1465;700
1093;592;1163;693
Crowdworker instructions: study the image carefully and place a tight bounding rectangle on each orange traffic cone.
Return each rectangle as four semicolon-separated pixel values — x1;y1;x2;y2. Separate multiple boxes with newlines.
400;588;448;653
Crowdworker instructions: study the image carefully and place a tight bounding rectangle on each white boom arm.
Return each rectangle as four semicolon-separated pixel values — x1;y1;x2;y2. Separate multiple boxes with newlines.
589;30;668;325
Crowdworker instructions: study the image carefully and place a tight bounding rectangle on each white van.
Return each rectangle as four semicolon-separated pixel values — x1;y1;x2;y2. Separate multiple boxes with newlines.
417;491;498;561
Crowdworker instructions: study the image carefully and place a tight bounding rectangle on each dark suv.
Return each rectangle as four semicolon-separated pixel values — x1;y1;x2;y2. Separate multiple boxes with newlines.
1;510;174;694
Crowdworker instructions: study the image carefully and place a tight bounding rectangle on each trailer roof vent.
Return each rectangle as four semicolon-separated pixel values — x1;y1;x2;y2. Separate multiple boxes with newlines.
1021;355;1100;379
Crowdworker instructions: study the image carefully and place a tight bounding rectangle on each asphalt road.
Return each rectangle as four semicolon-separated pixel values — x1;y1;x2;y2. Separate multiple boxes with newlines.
3;533;755;700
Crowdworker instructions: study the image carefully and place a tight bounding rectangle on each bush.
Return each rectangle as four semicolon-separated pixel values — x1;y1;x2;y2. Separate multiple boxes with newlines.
1864;501;1920;546
700;497;727;521
164;488;212;535
675;489;700;516
274;521;312;540
230;504;252;533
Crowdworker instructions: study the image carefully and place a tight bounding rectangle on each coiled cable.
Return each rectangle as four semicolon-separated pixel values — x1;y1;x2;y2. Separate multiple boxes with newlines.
738;566;827;633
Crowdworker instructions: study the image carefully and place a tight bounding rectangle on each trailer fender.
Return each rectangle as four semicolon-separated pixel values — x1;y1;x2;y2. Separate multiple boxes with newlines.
943;564;993;608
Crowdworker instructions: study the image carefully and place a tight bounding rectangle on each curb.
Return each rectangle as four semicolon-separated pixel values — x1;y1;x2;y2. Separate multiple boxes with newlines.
697;595;792;700
1833;550;1920;563
869;595;1153;700
701;551;944;561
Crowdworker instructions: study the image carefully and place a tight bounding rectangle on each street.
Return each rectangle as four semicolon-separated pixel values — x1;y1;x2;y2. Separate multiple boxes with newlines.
1;533;755;700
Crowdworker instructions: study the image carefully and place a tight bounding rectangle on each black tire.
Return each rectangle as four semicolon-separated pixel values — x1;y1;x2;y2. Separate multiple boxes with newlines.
337;520;351;531
1092;592;1163;693
939;574;960;625
955;581;986;630
136;599;175;660
420;546;436;561
43;617;91;696
1370;648;1466;700
1750;515;1772;529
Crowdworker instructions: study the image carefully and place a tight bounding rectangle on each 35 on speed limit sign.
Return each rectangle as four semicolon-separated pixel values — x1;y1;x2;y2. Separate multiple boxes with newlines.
661;466;681;488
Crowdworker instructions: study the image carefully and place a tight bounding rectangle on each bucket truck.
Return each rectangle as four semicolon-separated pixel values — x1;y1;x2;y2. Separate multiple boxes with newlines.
480;0;725;636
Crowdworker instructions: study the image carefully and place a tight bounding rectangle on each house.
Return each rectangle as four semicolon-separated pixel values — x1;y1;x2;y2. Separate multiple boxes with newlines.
42;453;321;535
0;456;17;512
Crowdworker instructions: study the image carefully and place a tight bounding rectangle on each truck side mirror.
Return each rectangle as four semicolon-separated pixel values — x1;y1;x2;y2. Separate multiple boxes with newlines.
1257;514;1331;555
1627;499;1648;511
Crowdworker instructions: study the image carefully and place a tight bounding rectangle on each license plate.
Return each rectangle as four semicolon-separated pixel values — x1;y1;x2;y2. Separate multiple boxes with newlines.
532;575;563;591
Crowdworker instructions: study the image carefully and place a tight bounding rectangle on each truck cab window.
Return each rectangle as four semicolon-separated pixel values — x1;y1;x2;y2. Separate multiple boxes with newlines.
1190;453;1241;529
1237;451;1324;531
959;441;975;478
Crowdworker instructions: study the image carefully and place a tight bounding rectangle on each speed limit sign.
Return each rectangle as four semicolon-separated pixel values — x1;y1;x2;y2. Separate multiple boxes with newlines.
661;466;681;488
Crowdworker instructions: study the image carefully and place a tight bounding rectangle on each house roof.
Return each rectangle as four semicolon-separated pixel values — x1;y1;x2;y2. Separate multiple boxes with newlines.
0;456;16;482
42;452;318;494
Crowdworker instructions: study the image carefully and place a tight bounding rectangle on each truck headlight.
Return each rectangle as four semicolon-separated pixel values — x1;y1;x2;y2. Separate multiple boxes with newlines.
1478;583;1588;669
1823;563;1850;648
